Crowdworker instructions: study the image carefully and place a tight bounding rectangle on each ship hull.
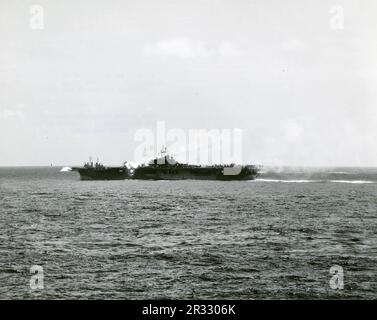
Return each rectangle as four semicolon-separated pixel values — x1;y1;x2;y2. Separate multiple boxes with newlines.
132;166;258;181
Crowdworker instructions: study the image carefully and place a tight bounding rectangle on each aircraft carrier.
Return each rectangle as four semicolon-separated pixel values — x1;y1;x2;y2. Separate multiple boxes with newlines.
71;150;259;181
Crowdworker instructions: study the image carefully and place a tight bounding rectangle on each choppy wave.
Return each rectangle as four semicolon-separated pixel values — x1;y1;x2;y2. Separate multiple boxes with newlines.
0;166;376;299
60;167;72;172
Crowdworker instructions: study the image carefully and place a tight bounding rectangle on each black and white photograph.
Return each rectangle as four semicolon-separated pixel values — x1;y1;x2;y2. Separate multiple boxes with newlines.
0;0;376;310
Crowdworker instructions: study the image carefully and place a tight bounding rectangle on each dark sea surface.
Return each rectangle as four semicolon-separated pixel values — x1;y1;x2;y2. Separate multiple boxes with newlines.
0;166;376;299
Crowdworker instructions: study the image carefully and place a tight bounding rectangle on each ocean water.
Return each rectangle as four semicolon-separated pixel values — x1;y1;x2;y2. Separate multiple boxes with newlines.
0;167;376;299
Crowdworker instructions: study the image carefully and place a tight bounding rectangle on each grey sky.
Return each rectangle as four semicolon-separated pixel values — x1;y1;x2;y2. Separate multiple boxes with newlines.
0;0;376;166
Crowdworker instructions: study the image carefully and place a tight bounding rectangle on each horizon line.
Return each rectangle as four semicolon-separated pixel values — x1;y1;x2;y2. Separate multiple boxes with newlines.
1;164;377;169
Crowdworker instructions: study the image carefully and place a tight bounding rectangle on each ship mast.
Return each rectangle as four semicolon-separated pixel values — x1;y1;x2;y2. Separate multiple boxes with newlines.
160;146;167;156
157;146;168;165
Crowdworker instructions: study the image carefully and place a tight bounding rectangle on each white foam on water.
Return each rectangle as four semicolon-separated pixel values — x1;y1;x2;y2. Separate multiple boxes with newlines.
60;167;72;172
254;179;319;183
253;179;375;184
329;180;375;184
328;172;351;174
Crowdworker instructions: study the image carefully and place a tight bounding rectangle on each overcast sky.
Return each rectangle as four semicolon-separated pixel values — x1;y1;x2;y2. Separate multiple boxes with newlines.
0;0;377;166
